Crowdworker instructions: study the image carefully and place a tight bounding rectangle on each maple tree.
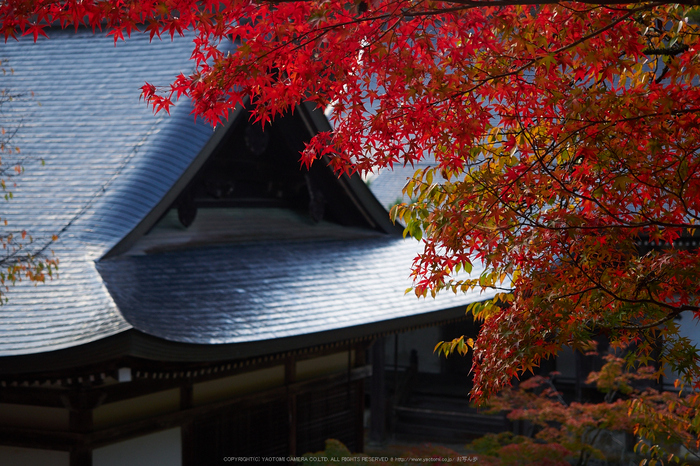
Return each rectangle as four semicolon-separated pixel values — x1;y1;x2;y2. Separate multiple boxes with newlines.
2;0;700;422
0;60;57;302
482;352;700;465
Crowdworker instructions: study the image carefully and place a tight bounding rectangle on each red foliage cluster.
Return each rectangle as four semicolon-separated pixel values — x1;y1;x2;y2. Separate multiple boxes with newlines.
3;0;700;406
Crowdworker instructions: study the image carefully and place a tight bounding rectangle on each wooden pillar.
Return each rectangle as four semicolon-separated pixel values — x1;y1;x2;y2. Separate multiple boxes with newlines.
70;447;92;466
181;421;195;466
356;378;365;452
393;334;399;395
69;409;93;466
286;356;297;456
181;383;195;466
369;337;386;445
353;342;367;452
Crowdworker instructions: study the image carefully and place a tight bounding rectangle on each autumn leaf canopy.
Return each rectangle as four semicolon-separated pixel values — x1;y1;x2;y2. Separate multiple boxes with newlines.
3;0;700;399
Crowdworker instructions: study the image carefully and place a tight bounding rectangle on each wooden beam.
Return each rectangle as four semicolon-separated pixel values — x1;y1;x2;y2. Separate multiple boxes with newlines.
0;427;79;450
0;386;70;407
0;365;371;451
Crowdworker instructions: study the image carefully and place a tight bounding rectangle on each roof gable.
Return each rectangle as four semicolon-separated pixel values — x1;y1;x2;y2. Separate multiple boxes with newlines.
108;104;402;257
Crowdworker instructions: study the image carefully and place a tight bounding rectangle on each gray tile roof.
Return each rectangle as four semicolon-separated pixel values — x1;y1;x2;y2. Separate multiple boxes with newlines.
367;160;446;211
0;28;493;362
98;237;493;345
1;28;213;355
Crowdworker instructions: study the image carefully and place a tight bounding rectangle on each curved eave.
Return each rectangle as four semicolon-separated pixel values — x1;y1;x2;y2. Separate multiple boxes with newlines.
0;304;469;376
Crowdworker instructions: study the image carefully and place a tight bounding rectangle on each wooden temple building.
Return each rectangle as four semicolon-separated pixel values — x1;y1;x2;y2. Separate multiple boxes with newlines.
0;29;495;465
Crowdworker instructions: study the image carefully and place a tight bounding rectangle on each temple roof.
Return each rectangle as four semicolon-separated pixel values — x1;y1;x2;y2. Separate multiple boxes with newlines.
0;28;494;370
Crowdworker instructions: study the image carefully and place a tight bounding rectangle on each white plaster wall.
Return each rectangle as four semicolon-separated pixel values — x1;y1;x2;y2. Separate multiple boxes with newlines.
0;446;69;466
193;365;284;406
92;428;181;466
93;389;180;429
297;352;351;381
